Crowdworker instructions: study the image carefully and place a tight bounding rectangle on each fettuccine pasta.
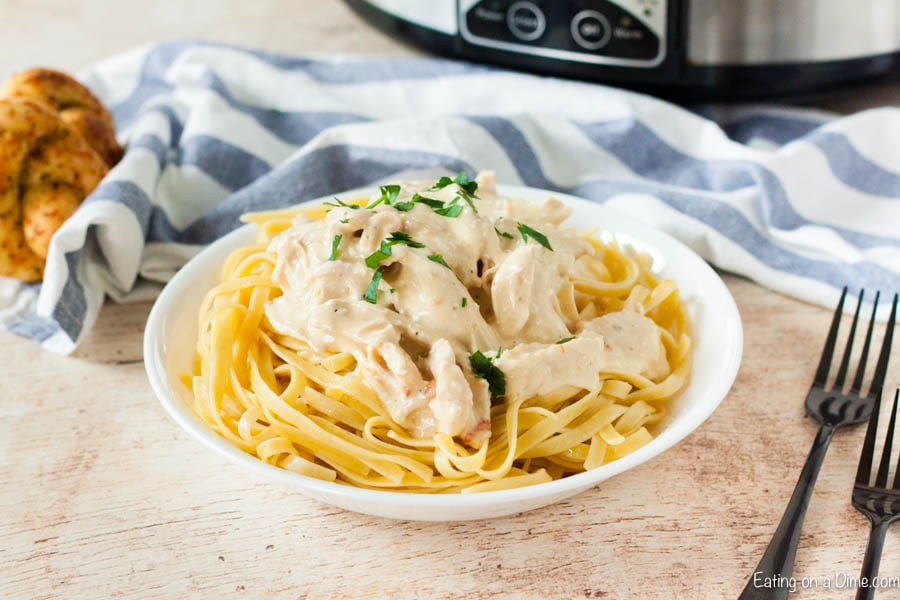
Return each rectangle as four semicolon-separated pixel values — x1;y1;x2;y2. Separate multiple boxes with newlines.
189;173;691;493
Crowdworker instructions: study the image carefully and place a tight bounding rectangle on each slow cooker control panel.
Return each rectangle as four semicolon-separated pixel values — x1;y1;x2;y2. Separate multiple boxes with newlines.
458;0;666;68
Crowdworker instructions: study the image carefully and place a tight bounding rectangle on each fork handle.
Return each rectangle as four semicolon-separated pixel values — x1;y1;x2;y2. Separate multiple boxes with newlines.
738;424;835;600
856;520;891;600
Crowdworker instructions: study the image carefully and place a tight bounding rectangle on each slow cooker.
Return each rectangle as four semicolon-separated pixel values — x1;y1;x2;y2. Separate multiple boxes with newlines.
345;0;900;99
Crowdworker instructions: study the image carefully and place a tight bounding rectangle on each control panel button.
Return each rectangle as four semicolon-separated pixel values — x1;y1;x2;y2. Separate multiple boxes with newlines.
465;1;515;42
459;0;665;68
570;10;612;51
506;1;546;42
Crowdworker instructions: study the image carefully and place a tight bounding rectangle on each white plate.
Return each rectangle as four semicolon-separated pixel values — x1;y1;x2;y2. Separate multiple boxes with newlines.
144;184;743;521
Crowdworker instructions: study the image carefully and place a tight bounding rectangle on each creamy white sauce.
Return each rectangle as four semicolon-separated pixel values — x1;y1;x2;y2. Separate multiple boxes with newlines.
265;172;668;447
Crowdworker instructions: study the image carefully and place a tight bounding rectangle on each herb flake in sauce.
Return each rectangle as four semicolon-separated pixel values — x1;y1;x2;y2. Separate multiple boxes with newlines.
469;350;506;399
428;172;480;214
365;240;393;269
386;232;425;248
411;193;444;209
367;184;401;209
517;222;554;251
429;176;455;191
427;253;450;269
328;234;342;261
364;268;383;304
495;226;514;240
434;203;463;218
385;184;470;219
325;197;360;210
453;171;479;197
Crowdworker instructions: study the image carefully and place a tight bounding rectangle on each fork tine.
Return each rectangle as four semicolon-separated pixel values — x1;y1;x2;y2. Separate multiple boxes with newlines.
851;291;880;395
857;387;883;485
813;286;848;387
891;391;900;490
834;289;864;389
875;392;899;488
866;292;898;400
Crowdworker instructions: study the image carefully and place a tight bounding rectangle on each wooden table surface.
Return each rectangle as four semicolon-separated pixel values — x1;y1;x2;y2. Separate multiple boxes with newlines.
2;2;900;599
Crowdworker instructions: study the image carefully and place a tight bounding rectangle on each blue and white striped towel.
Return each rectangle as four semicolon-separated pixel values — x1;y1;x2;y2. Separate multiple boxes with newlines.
2;40;898;354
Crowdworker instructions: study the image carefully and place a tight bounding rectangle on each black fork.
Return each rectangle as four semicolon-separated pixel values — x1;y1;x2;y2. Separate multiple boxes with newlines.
852;388;900;600
739;288;897;600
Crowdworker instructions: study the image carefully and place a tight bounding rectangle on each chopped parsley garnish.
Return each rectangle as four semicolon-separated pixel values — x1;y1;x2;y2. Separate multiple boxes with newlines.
453;171;479;197
556;336;575;344
517;222;553;251
324;197;360;210
428;171;479;214
427;253;450;269
458;194;477;213
339;217;350;224
433;171;478;195
469;350;506;400
364;232;426;268
364;268;383;304
365;240;393;268
461;297;467;307
411;194;444;209
386;232;425;248
453;171;478;215
394;193;451;214
328;234;342;261
385;178;477;218
429;176;455;191
451;172;479;213
494;226;514;240
434;204;463;218
366;184;402;209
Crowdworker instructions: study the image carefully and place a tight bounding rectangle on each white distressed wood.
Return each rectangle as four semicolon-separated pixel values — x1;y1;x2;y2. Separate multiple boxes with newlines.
3;276;899;599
